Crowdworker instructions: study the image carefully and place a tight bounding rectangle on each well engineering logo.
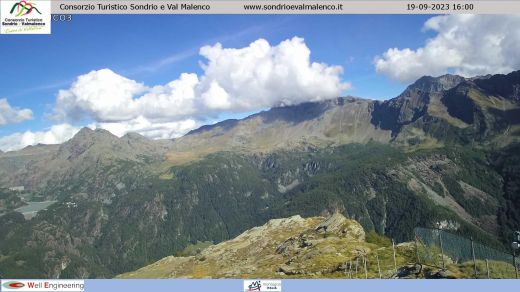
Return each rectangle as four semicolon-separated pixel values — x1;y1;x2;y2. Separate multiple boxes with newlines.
0;280;84;291
2;281;25;289
0;0;51;34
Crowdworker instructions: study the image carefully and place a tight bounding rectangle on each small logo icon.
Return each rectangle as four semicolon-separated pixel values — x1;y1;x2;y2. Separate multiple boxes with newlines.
248;280;262;291
2;281;25;289
10;0;42;17
244;279;281;292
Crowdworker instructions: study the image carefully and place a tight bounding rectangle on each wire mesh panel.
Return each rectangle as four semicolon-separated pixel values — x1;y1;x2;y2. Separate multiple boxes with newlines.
415;227;445;268
414;227;519;278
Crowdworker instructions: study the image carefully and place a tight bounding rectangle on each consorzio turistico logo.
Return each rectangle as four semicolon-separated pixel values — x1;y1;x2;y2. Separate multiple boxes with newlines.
10;0;42;16
0;0;51;34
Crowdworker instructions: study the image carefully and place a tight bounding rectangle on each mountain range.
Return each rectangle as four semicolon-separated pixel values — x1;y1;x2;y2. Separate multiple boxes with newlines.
0;70;519;278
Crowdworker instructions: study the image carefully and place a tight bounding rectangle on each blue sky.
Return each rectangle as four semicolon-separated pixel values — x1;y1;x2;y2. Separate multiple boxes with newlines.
0;14;518;150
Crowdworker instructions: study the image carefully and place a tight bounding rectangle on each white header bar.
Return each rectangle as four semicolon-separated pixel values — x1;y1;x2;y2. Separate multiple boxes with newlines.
49;0;520;14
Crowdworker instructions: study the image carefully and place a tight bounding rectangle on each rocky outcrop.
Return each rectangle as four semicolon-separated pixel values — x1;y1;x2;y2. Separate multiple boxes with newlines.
118;214;394;279
393;264;457;279
393;264;423;279
315;212;365;241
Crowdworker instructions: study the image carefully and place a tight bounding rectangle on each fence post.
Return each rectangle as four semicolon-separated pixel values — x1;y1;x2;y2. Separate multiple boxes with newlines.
471;237;477;278
415;235;420;264
485;259;490;279
514;250;518;279
355;257;358;277
376;253;382;279
363;254;368;279
392;239;397;273
438;229;445;270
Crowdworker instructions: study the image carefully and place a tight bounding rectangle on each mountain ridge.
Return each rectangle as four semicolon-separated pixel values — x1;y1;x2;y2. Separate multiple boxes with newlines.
1;70;519;279
1;70;518;157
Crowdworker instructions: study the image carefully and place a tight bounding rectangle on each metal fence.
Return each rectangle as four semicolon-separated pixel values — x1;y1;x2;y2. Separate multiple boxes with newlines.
415;227;519;279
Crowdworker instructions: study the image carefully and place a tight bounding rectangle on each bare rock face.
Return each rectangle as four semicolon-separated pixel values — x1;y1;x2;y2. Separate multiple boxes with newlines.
315;212;365;241
409;74;466;93
424;268;457;279
393;264;457;279
275;233;313;257
393;264;423;279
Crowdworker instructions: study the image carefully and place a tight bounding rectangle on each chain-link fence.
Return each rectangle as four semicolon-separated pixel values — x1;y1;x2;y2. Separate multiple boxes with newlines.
415;227;519;279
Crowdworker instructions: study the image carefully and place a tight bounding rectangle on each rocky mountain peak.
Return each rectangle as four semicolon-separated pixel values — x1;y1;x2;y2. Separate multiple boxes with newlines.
56;127;119;160
474;70;520;101
69;127;117;142
370;74;466;134
121;132;151;145
407;74;466;93
122;132;147;141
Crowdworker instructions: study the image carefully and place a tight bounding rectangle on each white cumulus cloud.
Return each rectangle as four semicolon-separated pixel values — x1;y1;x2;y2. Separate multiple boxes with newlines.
0;124;80;152
0;118;198;151
1;37;351;151
54;69;148;122
374;15;520;83
52;37;350;139
197;37;350;110
91;117;198;140
0;98;33;126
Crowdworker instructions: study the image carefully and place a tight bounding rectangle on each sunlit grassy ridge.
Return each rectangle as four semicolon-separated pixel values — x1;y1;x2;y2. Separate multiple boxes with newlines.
118;213;517;279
